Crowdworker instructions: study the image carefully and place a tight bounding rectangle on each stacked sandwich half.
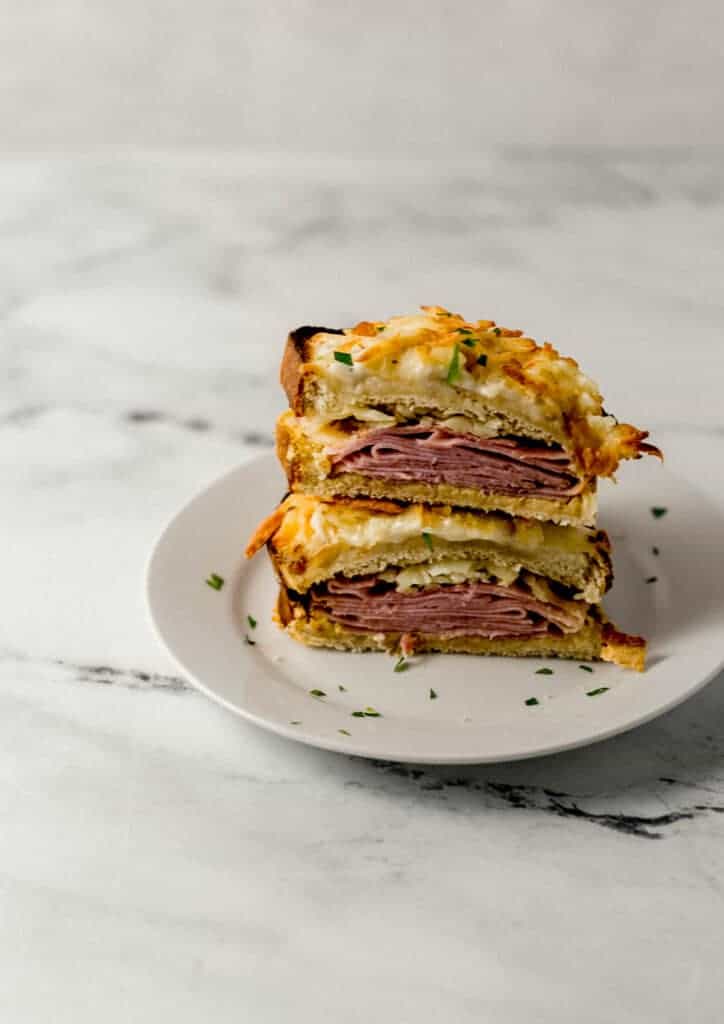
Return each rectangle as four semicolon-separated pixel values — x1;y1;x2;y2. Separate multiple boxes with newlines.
246;306;660;670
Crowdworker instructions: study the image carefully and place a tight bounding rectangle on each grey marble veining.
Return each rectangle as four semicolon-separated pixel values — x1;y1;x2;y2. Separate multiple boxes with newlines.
1;150;724;1023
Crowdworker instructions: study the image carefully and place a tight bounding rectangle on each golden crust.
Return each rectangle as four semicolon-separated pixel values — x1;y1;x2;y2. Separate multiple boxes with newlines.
275;589;646;670
599;617;647;672
280;307;661;478
281;325;344;415
244;503;286;559
276;408;598;527
246;493;613;601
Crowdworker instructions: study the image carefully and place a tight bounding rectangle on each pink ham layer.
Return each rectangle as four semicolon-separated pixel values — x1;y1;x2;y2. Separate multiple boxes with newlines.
328;426;583;497
312;576;584;639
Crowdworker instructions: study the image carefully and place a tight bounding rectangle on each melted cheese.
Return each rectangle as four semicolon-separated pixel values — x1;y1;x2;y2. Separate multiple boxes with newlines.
379;559;520;591
267;494;597;561
298;411;503;445
298;306;659;476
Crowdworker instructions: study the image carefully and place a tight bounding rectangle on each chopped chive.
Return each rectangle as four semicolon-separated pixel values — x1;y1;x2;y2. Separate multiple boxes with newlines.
309;688;326;697
579;665;594;672
247;614;257;629
492;327;501;336
651;506;668;519
445;344;461;385
334;350;353;366
429;688;438;700
476;353;488;367
535;667;554;675
525;697;540;707
394;656;409;673
646;576;658;584
245;635;256;646
364;707;382;717
462;337;476;347
338;728;351;736
586;687;610;697
375;324;385;332
457;327;473;335
351;711;366;718
290;720;301;725
338;684;347;692
422;531;433;551
206;573;224;590
652;546;660;556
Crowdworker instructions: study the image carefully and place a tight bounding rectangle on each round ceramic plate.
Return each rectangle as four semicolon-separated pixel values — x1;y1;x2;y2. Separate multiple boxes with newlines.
146;453;724;764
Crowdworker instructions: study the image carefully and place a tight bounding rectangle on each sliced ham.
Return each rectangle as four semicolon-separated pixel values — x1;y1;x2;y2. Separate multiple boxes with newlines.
313;576;586;639
328;426;583;497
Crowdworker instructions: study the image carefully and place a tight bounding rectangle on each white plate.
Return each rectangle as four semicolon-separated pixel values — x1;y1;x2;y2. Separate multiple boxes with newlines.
146;453;724;764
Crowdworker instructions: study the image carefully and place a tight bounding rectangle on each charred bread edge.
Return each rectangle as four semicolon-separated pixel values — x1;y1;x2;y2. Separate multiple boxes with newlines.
281;325;344;413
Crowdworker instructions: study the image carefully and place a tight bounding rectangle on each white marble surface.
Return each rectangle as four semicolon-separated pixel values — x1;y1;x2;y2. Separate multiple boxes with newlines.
3;2;724;150
2;150;724;1022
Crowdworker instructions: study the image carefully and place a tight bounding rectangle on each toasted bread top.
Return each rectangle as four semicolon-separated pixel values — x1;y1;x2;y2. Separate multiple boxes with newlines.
281;306;660;478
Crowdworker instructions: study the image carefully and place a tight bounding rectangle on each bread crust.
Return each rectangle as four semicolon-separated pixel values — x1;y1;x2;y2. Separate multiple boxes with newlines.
275;589;645;669
280;325;343;414
599;616;647;672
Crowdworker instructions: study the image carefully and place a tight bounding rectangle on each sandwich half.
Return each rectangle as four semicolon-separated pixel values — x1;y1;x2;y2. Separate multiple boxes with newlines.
245;495;646;670
277;306;660;526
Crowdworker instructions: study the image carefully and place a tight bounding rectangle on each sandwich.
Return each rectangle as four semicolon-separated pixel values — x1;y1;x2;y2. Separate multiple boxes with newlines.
277;306;660;526
245;494;646;670
246;305;657;671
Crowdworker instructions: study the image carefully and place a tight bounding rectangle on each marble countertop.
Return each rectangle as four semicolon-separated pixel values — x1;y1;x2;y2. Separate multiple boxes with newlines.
2;149;724;1023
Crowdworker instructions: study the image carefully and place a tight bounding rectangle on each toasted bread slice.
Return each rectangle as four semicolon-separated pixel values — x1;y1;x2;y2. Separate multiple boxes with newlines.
275;588;645;671
280;306;660;480
277;408;598;527
246;494;612;603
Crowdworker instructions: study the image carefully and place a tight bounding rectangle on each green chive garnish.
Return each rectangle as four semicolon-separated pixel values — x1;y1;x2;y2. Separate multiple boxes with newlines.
457;328;472;335
245;635;256;646
462;337;476;347
334;350;353;366
422;531;433;551
351;711;365;718
586;687;609;697
652;546;660;556
651;507;667;519
309;688;326;697
579;665;594;672
525;697;540;706
338;728;351;736
429;688;438;700
338;684;347;692
445;344;460;385
364;707;381;717
535;667;554;675
394;656;409;673
206;573;224;590
492;327;501;336
290;720;301;725
646;576;658;584
247;614;257;629
476;353;488;367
